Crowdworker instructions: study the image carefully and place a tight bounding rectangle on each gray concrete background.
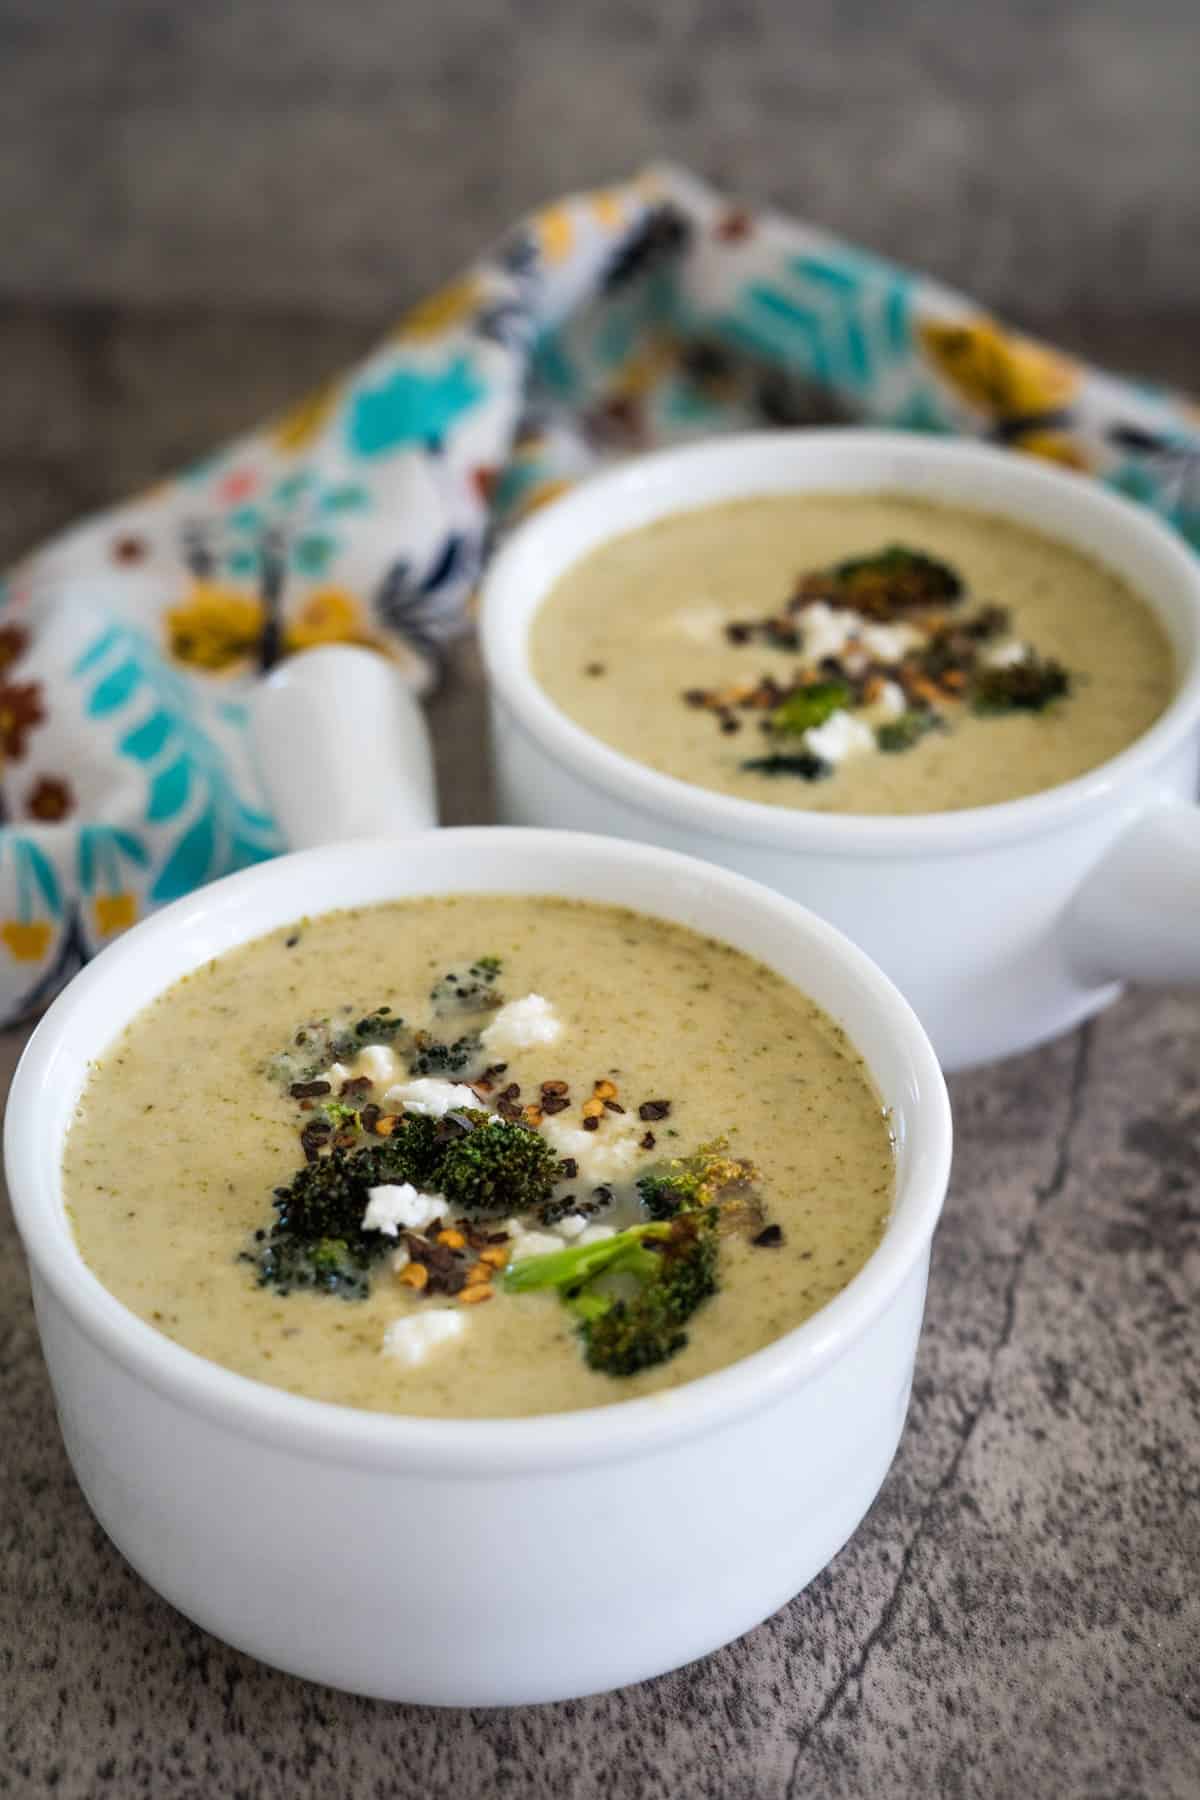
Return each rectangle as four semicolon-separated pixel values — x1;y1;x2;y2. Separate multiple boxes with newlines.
1;5;1198;1797
3;0;1199;336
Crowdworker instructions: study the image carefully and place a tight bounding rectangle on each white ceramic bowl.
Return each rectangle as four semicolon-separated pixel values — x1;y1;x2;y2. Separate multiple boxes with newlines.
480;431;1200;1070
6;827;950;1705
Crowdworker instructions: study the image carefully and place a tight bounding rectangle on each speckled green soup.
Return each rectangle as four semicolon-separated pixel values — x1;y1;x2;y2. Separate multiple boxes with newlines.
62;896;894;1419
529;492;1176;814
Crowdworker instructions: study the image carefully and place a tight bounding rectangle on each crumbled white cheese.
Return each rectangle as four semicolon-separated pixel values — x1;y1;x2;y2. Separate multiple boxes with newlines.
382;1310;466;1367
871;679;908;722
577;1224;617;1245
382;1077;479;1117
859;620;921;664
804;709;877;766
480;994;563;1056
653;603;729;645
540;1114;646;1184
324;1061;351;1090
508;1229;565;1263
353;1043;400;1087
391;1244;410;1273
553;1213;592;1241
795;602;860;664
363;1182;446;1236
981;639;1029;669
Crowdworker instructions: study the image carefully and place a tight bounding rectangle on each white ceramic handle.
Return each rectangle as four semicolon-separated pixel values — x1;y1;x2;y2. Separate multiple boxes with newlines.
249;646;438;851
1067;796;1200;984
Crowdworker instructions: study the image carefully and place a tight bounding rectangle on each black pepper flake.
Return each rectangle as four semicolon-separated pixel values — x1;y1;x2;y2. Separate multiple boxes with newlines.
639;1131;656;1151
602;1098;625;1114
582;1116;600;1132
719;717;742;735
585;661;606;677
285;933;300;948
559;1157;579;1180
340;1075;372;1096
542;1094;570;1115
752;1224;785;1248
360;1103;381;1134
290;1079;332;1099
299;1120;331;1163
638;1099;671;1121
499;1082;521;1102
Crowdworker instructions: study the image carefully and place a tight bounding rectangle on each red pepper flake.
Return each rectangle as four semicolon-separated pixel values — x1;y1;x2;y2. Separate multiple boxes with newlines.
638;1099;671;1121
290;1079;332;1099
340;1075;372;1096
540;1079;569;1097
499;1082;521;1103
541;1094;570;1114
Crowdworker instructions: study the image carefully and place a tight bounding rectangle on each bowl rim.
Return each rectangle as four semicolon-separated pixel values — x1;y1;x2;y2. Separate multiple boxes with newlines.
6;827;951;1475
479;429;1200;858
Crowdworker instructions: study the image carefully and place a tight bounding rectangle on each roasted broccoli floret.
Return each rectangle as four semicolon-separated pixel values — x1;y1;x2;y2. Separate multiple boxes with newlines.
267;1006;409;1088
828;544;963;615
740;751;832;781
430;956;503;1015
408;1031;484;1078
504;1213;719;1377
246;1109;558;1296
637;1138;763;1226
248;1114;444;1293
876;709;943;754
972;653;1071;715
436;1114;561;1214
766;680;850;738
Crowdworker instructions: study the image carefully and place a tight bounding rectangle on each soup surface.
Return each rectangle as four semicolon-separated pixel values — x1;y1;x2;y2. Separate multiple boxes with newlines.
530;493;1175;814
63;897;893;1419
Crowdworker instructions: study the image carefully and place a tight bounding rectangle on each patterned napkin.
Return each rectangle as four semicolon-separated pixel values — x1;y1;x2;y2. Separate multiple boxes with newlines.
1;164;1197;1028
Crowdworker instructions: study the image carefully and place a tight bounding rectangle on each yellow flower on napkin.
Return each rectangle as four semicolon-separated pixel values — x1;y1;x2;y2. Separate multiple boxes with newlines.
284;588;375;653
391;277;482;342
1;920;51;961
270;382;339;453
94;892;137;936
166;583;265;671
920;318;1080;420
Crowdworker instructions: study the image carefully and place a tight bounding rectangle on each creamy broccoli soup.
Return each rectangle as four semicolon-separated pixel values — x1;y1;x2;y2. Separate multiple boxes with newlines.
63;896;893;1419
529;493;1175;814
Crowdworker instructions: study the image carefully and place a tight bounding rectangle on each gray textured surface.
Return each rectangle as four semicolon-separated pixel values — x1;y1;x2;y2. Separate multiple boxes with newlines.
2;3;1199;1792
2;0;1199;337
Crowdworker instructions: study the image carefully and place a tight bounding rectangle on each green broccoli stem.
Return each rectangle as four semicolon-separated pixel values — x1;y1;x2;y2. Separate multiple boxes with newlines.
503;1223;672;1295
